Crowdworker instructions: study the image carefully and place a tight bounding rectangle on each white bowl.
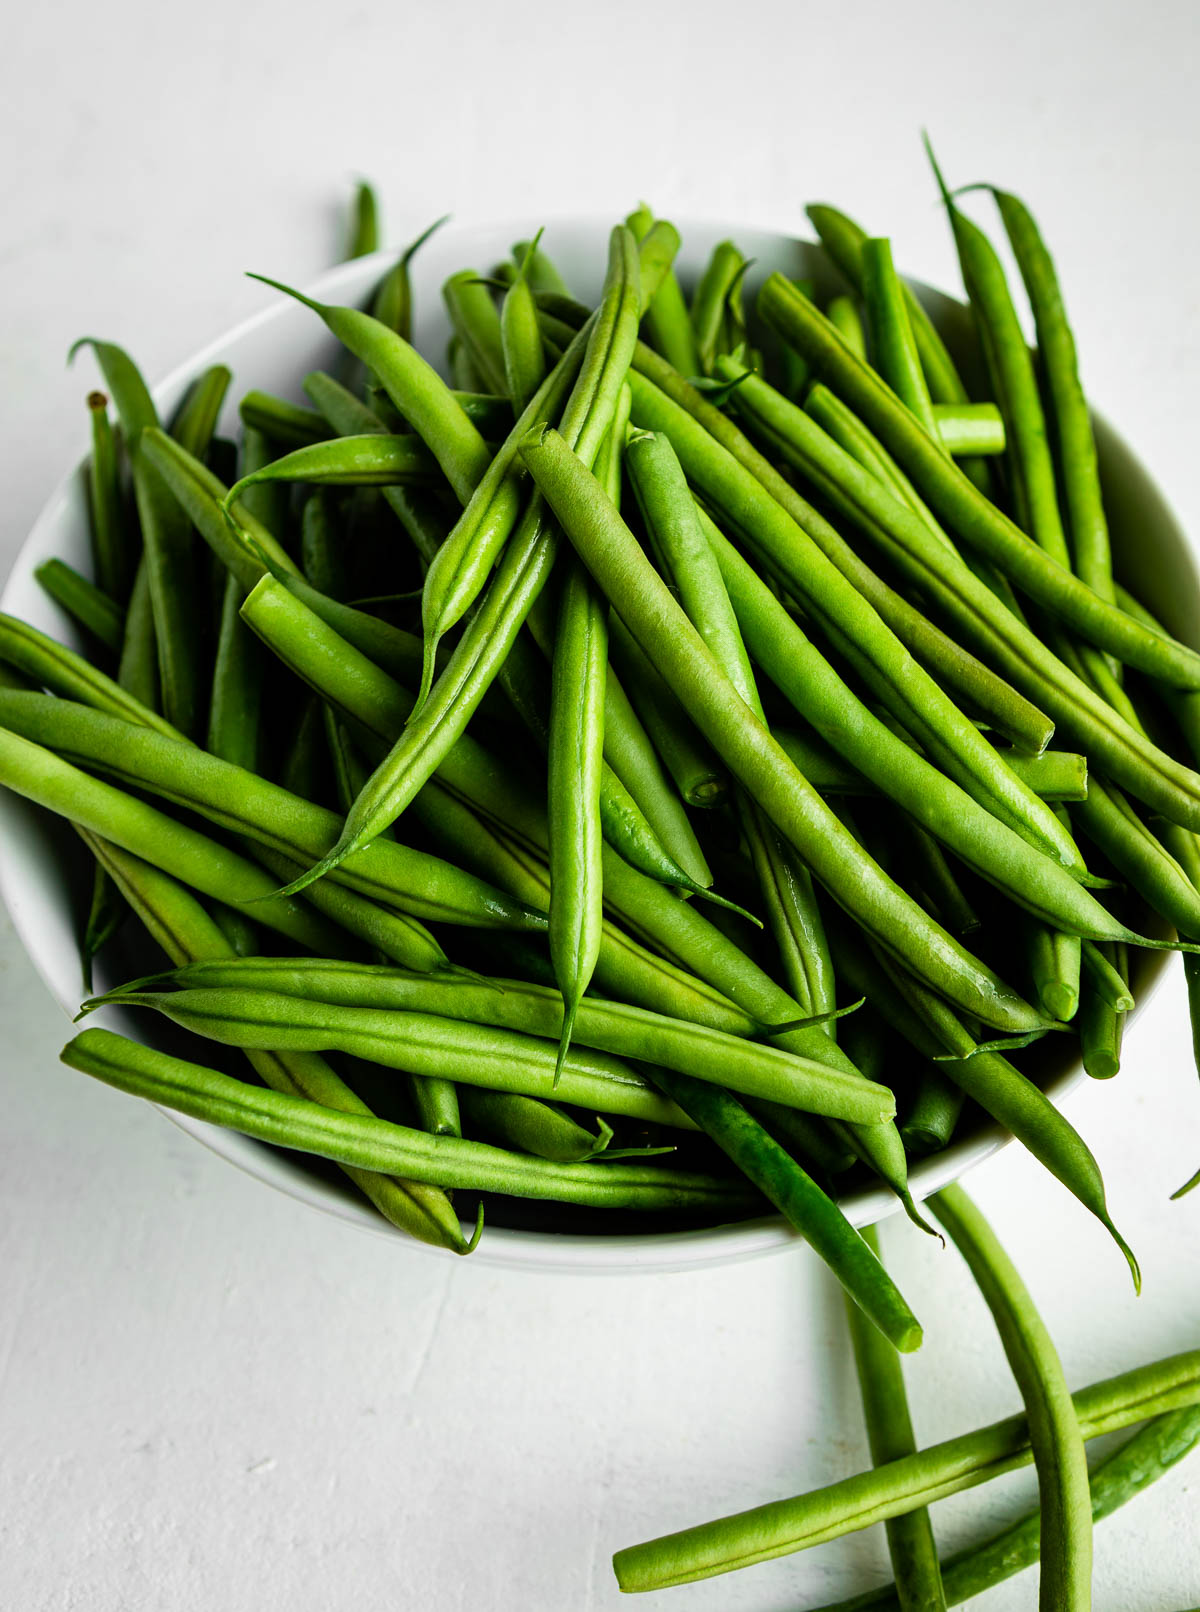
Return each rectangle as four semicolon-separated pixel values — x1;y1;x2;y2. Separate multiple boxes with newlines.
1;217;1193;1273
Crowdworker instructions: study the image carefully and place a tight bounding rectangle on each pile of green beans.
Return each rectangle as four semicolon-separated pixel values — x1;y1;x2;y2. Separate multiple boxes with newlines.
9;169;1200;1610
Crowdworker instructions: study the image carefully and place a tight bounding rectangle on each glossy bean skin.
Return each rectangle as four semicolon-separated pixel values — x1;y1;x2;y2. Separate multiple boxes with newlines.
222;434;440;508
611;1348;1200;1592
115;957;894;1119
843;1223;946;1607
81;831;469;1250
931;1184;1092;1610
932;402;1005;456
519;424;1049;1036
62;1028;759;1214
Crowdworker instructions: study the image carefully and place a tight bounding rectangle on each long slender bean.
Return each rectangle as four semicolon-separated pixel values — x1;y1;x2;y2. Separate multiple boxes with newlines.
860;238;938;438
34;559;124;655
370;214;450;343
86;391;133;602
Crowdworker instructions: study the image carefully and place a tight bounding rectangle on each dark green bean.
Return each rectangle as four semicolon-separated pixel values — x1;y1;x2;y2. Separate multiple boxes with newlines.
86;391;133;602
34;559;123;655
62;1028;759;1214
169;365;232;461
932;1183;1092;1610
609;615;728;806
899;1067;965;1157
238;390;330;447
843;1223;945;1606
345;180;379;260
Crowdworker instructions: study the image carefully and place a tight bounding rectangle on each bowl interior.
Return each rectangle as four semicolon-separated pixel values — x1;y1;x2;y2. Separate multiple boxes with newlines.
2;218;1195;1273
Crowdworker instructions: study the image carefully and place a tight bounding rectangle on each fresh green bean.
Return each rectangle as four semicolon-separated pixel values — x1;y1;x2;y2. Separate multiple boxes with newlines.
626;205;700;378
1074;778;1200;938
609;616;728;807
843;1223;945;1607
86;391;133;602
62;1028;758;1214
691;242;749;375
827;296;867;359
501;232;548;414
442;268;508;395
860;239;938;438
931;402;1005;456
81;830;469;1249
1080;940;1127;1080
519;423;1049;1034
279;695;325;802
1080;938;1134;1011
34;559;124;655
932;1183;1091;1610
611;1346;1200;1591
222;434;438;509
238;390;329;447
899;1067;965;1157
459;1089;632;1162
634;220;682;312
512;236;570;298
811;1406;1200;1610
114;957;892;1119
1026;920;1081;1022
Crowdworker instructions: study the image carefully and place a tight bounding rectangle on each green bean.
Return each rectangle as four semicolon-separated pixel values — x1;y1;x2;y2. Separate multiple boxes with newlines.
612;1341;1200;1593
370;214;449;343
238;389;330;447
74;340;204;736
548;555;607;1082
654;1070;921;1351
931;402;1005;456
980;186;1115;599
413;319;592;703
298;488;346;601
805;205;970;408
758;275;1200;688
932;1183;1091;1610
442;268;508;395
448;336;481;392
279;230;640;894
116;956;893;1119
520;424;1050;1034
86;391;133;602
626;205;700;378
222;434;438;509
843;1223;945;1606
0;609;179;733
899;1067;965;1157
1074;778;1200;937
892;819;978;935
80;831;469;1249
1080;940;1127;1080
1080;938;1134;1012
1008;749;1088;802
345;180;379;259
814;1405;1200;1610
90;985;719;1129
1026;920;1081;1022
774;731;1086;803
0;725;339;952
826;295;867;359
860;239;938;438
691;242;748;375
459;1089;633;1162
609;616;728;806
634;220;682;312
0;691;547;941
169;364;232;461
62;1028;759;1214
699;511;1147;945
501;232;548;414
34;559;124;655
79;837;127;990
207;574;261;773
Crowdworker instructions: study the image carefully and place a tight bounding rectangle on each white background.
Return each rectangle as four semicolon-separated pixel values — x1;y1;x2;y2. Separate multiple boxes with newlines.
3;1;1200;1607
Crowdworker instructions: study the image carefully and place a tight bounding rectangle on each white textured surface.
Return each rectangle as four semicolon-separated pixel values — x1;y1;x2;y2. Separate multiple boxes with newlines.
2;2;1200;1608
